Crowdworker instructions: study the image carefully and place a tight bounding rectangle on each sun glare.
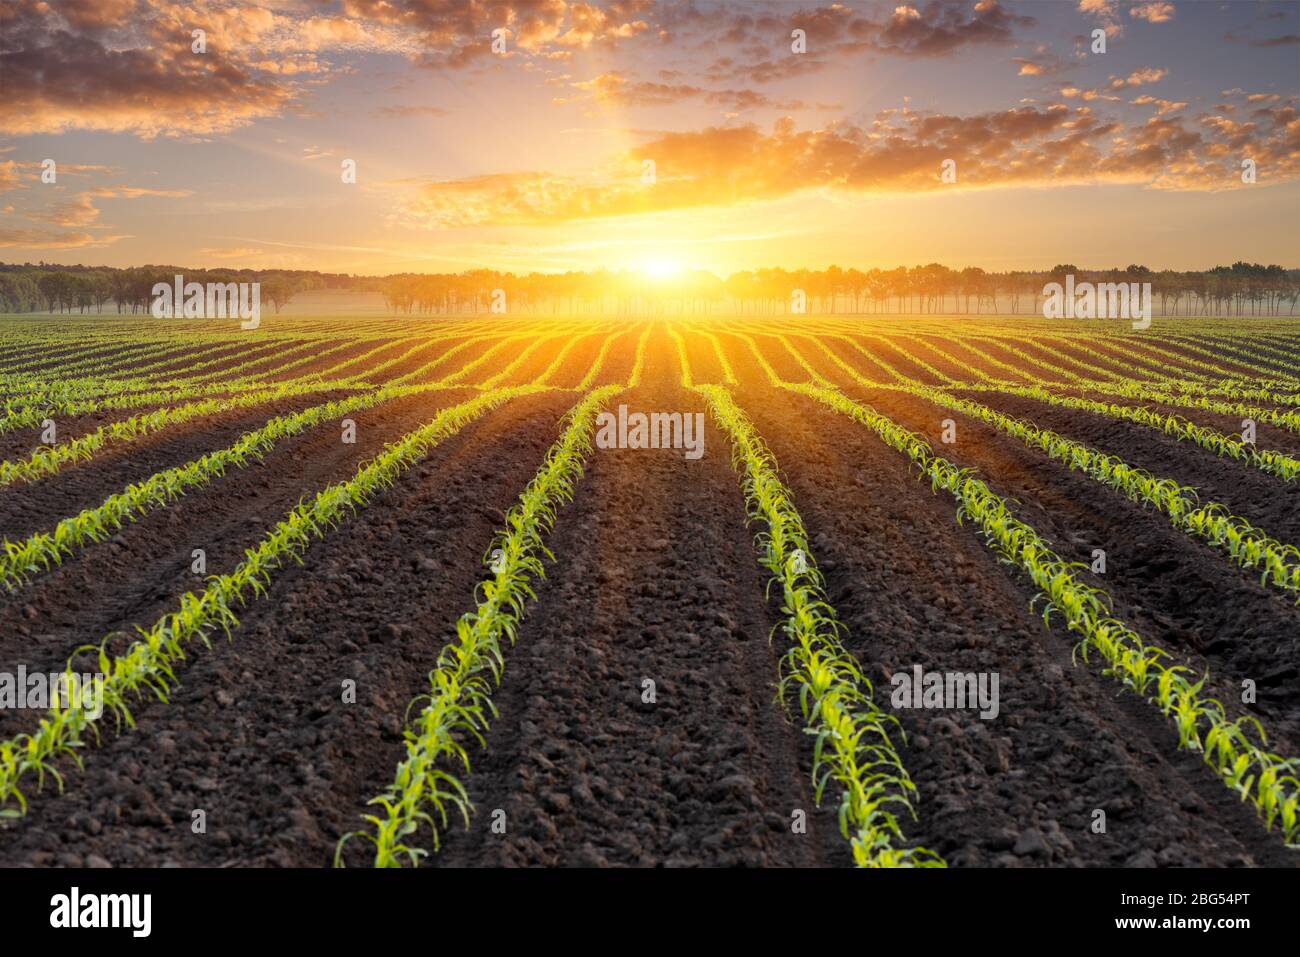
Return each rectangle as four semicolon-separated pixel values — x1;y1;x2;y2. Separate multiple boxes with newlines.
638;257;685;281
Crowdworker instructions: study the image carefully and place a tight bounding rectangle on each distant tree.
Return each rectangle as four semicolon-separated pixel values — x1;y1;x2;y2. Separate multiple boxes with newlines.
260;275;297;314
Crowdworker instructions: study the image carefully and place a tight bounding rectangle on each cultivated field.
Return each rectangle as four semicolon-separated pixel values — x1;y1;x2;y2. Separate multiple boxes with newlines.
1;313;1298;868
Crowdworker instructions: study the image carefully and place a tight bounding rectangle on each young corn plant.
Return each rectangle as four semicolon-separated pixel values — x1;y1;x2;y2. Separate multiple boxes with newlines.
696;384;944;868
702;330;739;386
337;384;622;867
575;326;630;392
0;388;524;818
1046;380;1300;436
0;381;496;591
626;323;653;386
908;385;1300;602
0;375;364;435
793;383;1300;849
987;383;1300;481
0;382;356;486
668;325;694;388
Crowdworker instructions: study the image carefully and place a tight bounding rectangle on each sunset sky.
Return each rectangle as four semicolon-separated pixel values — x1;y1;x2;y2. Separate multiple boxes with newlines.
1;0;1297;275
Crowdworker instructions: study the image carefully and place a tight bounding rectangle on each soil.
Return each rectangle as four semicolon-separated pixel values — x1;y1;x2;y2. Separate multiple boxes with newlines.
0;321;1297;869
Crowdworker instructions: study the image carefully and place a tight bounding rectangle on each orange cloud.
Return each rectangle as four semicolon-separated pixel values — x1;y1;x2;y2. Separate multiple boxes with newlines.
0;161;23;192
1109;67;1168;89
88;186;194;199
1132;95;1187;116
0;1;419;138
0;227;127;248
397;100;1300;228
31;193;101;227
1130;2;1175;24
560;71;810;111
0;3;293;138
1078;0;1123;38
1060;86;1122;102
341;0;652;67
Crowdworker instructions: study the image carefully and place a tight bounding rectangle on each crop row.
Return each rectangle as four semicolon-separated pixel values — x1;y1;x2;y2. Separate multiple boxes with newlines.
0;331;523;441
977;383;1300;481
911;385;1300;601
1;328;629;505
697;383;944;867
792;384;1300;848
0;381;355;487
338;384;622;866
1067;380;1300;436
0;388;526;817
0;382;458;591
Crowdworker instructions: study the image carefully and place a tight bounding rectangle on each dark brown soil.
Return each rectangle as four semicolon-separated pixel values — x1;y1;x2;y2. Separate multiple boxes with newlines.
966;390;1300;553
733;380;1295;867
431;354;839;867
0;390;358;544
0;387;485;719
2;324;1297;869
0;392;578;866
855;387;1300;753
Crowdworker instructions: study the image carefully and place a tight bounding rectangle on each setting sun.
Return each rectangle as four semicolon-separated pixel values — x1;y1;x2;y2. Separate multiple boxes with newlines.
638;257;685;281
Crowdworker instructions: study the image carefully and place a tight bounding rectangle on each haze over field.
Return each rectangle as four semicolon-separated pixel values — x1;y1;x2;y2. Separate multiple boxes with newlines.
1;0;1297;277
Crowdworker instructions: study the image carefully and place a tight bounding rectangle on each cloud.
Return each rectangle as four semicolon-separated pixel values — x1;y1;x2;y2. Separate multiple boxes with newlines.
15;181;193;233
47;0;138;31
1109;67;1167;89
0;0;1042;141
87;186;194;199
706;52;831;85
199;246;264;259
1059;86;1122;102
558;71;812;111
1131;95;1187;116
873;0;1034;55
1250;34;1300;47
0;1;664;136
1130;3;1175;24
0;227;127;249
377;105;452;117
701;1;1034;85
0;1;426;138
1013;58;1049;76
341;0;652;68
0;3;293;138
0;161;23;192
1221;88;1286;104
1013;50;1071;77
396;92;1300;227
31;193;101;227
1078;0;1123;38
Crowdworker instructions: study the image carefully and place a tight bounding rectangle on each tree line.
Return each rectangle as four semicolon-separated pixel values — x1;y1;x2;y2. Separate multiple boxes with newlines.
0;264;335;316
378;262;1299;317
3;261;1297;318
